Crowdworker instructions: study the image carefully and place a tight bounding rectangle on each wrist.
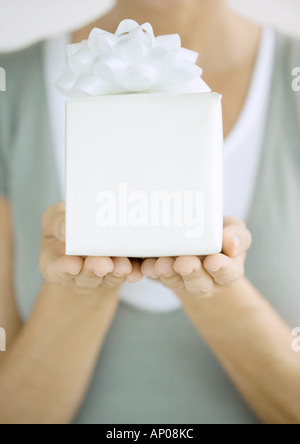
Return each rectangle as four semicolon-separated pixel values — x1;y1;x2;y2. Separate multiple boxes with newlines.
42;281;120;314
178;276;251;314
177;277;258;344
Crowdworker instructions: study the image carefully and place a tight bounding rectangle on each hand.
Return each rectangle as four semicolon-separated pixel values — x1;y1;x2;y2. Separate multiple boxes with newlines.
141;217;252;298
39;204;143;294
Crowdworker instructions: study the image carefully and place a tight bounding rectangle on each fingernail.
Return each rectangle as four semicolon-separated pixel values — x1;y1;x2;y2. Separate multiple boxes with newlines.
70;271;80;276
95;272;106;277
233;235;240;249
113;272;124;278
161;271;174;277
207;265;221;272
180;271;193;276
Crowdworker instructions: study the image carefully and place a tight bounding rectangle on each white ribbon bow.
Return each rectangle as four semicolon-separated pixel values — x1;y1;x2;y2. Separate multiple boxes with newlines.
56;19;211;97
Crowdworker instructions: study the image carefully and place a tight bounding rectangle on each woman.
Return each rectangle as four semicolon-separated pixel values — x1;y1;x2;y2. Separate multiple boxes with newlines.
0;0;300;424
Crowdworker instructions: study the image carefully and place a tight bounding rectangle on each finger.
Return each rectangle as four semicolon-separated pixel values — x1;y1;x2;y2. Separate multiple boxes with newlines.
154;257;175;276
141;258;158;279
173;256;201;276
127;260;143;283
75;257;114;290
223;216;246;229
102;257;133;288
154;257;184;291
42;203;66;241
103;258;139;288
223;225;252;258
112;257;132;277
203;253;245;286
174;256;214;295
42;255;83;284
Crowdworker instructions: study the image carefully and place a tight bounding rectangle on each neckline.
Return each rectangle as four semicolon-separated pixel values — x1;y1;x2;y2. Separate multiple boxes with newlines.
45;28;276;161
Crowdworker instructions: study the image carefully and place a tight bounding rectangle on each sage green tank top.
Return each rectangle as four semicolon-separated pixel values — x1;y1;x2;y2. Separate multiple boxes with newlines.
0;31;299;424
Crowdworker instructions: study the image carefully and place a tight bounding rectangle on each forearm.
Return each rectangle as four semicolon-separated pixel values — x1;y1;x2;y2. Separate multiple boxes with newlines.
0;282;118;424
180;278;300;424
0;199;22;347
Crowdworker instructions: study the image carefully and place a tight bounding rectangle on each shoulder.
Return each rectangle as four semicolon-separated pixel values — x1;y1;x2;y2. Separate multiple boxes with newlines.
274;31;300;88
0;43;44;108
273;31;300;85
278;32;300;62
274;32;300;126
0;43;46;149
0;42;43;73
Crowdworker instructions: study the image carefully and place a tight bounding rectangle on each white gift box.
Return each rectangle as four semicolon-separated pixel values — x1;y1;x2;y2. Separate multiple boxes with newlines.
65;92;223;257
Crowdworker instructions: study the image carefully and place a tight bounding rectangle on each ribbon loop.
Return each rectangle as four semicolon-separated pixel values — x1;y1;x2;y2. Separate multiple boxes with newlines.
56;19;211;97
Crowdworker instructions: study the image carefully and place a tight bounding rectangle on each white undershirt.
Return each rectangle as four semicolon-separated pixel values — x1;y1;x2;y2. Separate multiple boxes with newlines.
44;27;275;313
